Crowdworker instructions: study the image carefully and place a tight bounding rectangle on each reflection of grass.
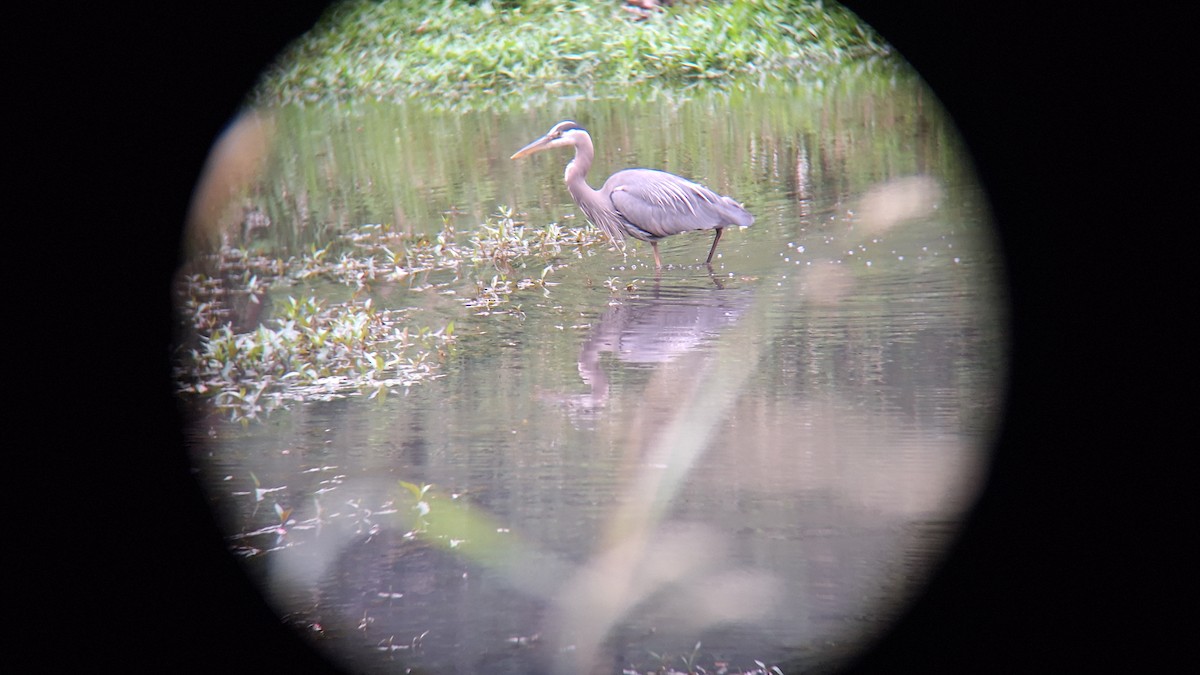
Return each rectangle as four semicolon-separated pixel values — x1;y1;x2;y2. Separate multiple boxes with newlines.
394;479;787;675
175;208;611;421
255;0;890;109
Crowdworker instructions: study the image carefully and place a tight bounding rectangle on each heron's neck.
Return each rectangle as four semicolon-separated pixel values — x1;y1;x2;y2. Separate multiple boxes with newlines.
565;133;598;204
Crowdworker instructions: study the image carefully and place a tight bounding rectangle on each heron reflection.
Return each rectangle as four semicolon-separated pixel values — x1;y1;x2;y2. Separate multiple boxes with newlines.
552;281;753;423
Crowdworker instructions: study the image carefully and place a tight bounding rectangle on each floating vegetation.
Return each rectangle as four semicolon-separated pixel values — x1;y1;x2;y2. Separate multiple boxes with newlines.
224;470;796;674
177;294;451;421
175;208;613;421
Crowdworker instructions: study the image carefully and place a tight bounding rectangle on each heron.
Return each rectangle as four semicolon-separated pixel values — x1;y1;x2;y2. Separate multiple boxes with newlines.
510;120;754;268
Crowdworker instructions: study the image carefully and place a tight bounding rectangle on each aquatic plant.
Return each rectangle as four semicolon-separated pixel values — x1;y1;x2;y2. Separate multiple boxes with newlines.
177;294;453;422
175;207;611;420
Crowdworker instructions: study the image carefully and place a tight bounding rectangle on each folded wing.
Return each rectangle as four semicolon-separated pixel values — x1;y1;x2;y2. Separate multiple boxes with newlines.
605;169;754;241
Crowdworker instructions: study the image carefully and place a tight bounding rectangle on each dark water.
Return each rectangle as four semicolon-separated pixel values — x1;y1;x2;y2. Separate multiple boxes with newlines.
181;63;1005;673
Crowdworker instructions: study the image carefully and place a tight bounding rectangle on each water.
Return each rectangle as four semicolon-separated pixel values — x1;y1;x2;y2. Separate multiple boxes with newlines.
180;63;1005;673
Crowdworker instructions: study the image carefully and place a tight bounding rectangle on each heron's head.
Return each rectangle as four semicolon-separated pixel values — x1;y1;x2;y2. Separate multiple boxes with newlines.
511;120;590;160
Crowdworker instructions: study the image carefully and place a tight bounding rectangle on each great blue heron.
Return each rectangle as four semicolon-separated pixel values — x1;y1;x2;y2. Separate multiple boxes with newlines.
511;120;754;268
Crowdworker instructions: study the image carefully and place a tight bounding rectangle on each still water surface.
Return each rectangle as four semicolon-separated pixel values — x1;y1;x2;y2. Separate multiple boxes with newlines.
183;65;1005;673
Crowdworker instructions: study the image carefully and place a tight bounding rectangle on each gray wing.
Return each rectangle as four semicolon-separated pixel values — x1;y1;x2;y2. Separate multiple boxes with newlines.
605;169;754;240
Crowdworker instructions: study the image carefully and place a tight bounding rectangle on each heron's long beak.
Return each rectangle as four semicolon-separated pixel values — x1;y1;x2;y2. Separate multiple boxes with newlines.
510;134;554;160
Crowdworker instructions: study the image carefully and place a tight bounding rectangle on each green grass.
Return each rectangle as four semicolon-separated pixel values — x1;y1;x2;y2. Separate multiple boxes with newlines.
254;0;890;109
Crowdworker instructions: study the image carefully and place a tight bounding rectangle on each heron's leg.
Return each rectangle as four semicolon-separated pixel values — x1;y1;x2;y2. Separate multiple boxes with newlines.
651;242;663;269
705;227;724;264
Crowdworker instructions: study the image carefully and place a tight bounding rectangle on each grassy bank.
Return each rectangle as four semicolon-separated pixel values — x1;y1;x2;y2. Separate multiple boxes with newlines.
254;0;891;109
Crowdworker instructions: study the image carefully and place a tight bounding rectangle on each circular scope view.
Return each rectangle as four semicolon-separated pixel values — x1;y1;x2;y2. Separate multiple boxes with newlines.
173;2;1006;672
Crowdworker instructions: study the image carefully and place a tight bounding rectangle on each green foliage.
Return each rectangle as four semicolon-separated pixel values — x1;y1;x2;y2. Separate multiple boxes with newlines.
175;206;612;421
254;0;890;109
179;292;452;422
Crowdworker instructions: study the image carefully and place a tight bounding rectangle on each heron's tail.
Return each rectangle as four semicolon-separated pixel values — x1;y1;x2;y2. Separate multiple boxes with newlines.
719;196;755;228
